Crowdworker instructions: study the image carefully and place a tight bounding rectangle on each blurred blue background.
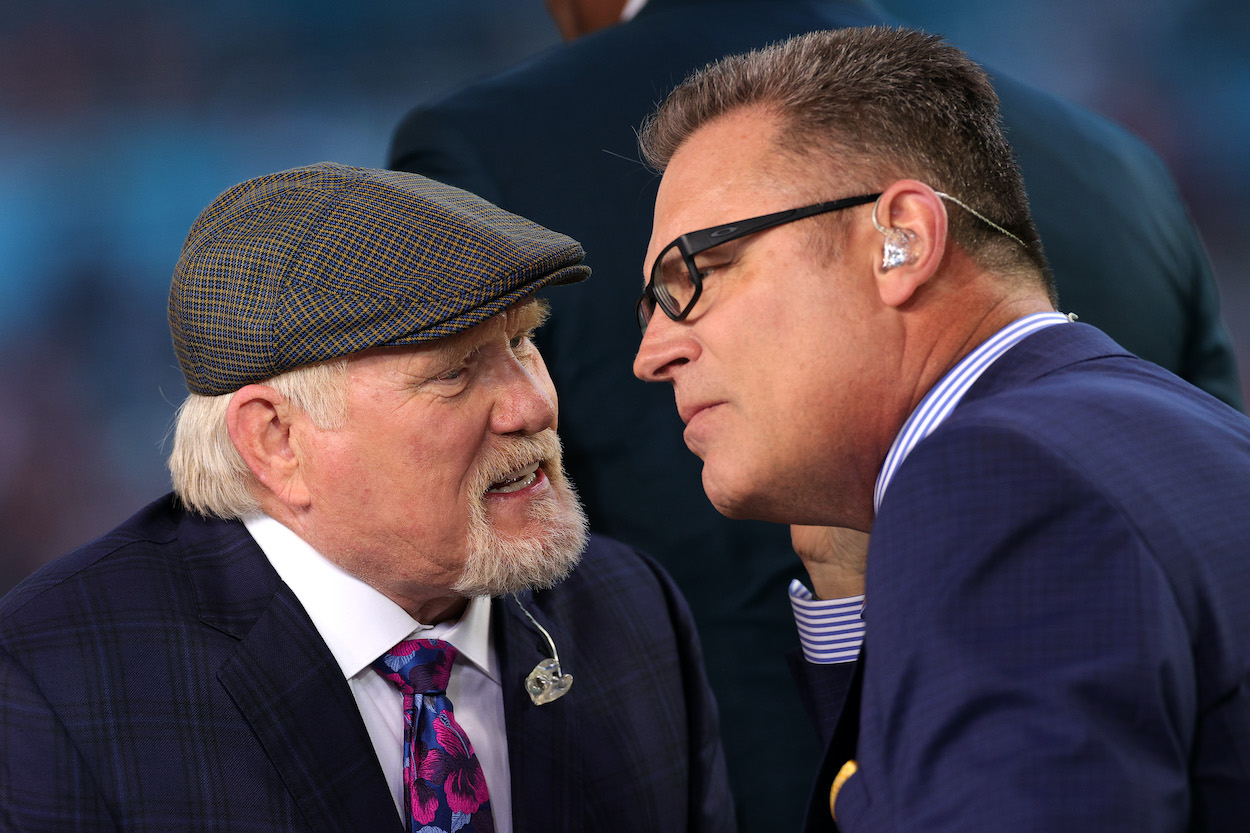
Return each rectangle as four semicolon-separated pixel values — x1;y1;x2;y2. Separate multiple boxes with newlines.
2;0;1247;593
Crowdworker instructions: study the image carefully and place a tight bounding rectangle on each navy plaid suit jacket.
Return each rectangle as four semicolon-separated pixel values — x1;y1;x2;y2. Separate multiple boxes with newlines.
0;498;734;832
800;324;1250;833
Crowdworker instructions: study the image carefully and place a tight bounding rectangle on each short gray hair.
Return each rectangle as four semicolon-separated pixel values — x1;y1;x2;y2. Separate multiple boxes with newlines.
640;26;1053;294
168;358;349;519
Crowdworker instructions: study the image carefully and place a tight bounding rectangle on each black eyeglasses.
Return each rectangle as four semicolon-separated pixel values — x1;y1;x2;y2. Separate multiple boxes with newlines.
635;193;881;333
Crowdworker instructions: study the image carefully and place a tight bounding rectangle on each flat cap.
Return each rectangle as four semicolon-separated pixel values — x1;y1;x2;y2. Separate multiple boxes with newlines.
169;162;590;395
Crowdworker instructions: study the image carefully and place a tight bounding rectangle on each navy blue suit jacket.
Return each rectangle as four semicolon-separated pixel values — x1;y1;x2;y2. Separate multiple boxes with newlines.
389;2;1240;830
801;324;1250;832
0;495;734;833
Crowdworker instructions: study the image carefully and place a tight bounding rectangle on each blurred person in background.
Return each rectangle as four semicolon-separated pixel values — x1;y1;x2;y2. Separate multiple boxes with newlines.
388;1;1241;829
0;163;734;833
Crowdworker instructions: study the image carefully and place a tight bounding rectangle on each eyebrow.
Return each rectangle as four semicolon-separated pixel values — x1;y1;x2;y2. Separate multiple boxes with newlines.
510;298;550;333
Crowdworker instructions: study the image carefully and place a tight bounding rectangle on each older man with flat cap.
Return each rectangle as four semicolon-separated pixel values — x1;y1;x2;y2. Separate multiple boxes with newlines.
0;163;734;833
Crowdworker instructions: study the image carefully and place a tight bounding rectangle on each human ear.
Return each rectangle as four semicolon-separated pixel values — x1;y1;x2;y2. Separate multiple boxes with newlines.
871;181;947;308
226;384;311;509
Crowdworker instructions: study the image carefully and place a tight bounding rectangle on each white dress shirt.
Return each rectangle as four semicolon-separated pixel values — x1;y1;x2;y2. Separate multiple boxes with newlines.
243;514;512;832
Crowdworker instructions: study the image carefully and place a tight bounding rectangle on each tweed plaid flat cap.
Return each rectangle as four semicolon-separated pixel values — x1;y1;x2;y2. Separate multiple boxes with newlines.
169;162;590;395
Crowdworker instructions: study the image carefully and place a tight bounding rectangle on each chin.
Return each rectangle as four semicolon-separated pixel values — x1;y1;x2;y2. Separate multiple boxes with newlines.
704;466;813;525
713;497;794;524
453;481;589;597
703;469;765;522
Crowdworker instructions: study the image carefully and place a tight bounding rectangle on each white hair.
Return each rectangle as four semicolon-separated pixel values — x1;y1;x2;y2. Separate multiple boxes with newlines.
168;358;348;519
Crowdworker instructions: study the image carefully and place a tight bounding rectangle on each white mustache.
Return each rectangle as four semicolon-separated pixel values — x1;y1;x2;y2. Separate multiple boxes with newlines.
472;431;564;494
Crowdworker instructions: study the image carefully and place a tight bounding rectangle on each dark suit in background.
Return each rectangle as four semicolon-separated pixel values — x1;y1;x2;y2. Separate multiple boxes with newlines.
388;1;1241;828
801;324;1250;831
0;496;733;833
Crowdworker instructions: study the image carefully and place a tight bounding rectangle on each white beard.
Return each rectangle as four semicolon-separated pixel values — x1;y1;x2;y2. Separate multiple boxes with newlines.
452;430;588;597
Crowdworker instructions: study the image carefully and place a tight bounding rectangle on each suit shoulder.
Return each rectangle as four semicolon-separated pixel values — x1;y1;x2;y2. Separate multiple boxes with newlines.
893;358;1250;547
993;70;1172;178
392;30;628;143
390;5;867;168
537;532;693;626
0;495;185;626
962;347;1242;440
570;533;673;592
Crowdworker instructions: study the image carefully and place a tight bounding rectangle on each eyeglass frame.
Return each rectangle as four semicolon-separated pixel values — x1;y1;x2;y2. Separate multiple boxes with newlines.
635;192;882;333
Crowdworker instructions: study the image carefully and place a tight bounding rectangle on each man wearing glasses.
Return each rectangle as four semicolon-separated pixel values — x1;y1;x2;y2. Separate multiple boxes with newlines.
634;26;1250;833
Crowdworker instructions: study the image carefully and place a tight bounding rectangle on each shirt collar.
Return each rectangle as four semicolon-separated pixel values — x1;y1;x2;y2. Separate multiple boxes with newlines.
242;514;497;684
873;312;1072;513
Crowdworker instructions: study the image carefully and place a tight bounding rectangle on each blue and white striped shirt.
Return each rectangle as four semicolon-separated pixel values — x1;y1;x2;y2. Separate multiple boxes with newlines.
790;312;1071;663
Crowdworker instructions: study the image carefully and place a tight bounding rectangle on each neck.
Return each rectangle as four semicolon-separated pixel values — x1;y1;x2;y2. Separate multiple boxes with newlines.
902;258;1055;419
254;498;472;626
407;594;471;626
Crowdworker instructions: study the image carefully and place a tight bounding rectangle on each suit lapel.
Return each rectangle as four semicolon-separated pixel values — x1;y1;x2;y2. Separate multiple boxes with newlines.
183;514;402;833
497;591;583;833
804;651;864;833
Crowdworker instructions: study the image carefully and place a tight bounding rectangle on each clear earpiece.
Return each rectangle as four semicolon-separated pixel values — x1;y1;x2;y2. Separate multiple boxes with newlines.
881;227;918;270
872;196;918;271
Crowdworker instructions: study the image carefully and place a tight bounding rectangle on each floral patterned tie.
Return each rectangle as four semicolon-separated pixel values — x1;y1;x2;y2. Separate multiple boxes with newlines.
373;639;495;833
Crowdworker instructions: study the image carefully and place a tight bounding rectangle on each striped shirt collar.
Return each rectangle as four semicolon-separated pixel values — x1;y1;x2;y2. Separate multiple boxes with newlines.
873;312;1071;513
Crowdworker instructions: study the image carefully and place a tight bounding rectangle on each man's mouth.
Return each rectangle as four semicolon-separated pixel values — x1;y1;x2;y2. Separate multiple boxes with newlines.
485;461;542;494
679;400;721;426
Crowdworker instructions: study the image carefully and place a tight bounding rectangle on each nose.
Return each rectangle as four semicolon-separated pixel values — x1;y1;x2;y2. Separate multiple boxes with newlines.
491;350;559;435
633;312;695;384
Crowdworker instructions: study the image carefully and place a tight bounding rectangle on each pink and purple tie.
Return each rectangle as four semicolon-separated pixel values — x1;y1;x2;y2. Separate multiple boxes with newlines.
373;638;495;833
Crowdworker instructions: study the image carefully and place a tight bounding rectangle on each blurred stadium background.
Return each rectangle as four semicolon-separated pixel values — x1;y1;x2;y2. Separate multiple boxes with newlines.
2;0;1247;592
